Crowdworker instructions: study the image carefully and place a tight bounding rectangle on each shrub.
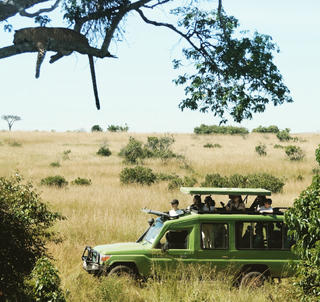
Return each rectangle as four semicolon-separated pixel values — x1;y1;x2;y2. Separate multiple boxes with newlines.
40;176;68;188
274;144;284;149
276;128;292;141
312;167;320;175
201;173;284;193
50;161;61;167
26;257;65;302
119;137;145;164
91;124;103;132
107;123;129;132
62;149;71;160
71;177;92;186
97;146;112;157
255;143;267;156
252;125;279;133
120;166;156;185
194;124;249;135
204;143;214;148
145;136;177;159
285;164;320;300
168;175;197;190
156;173;178;181
315;144;320;166
201;173;229;187
246;173;284;193
0;174;63;300
285;145;305;161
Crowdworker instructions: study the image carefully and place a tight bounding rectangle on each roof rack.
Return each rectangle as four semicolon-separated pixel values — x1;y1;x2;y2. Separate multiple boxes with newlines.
180;187;271;196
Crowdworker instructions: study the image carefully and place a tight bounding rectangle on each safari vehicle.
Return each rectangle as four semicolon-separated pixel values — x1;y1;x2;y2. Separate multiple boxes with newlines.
82;187;298;286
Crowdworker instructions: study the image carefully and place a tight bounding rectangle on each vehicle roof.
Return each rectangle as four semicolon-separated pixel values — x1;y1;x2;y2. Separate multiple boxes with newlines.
180;187;271;196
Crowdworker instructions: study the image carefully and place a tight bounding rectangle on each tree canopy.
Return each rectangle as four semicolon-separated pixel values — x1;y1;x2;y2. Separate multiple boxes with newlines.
0;0;292;122
1;114;21;131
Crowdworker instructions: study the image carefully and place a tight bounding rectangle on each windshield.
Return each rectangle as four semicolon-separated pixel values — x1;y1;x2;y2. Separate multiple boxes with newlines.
142;218;164;244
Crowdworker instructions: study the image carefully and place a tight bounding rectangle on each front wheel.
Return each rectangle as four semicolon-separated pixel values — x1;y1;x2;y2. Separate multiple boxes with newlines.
240;271;266;288
108;265;136;279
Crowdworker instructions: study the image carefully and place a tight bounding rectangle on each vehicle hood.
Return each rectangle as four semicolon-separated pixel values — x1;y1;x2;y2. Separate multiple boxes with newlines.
93;242;149;255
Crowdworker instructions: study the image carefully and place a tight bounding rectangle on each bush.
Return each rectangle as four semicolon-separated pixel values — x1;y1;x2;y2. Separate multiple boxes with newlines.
315;144;320;165
26;257;65;302
91;124;103;132
285;145;305;161
168;175;197;191
41;175;68;188
194;124;249;135
203;143;221;149
50;161;61;167
0;174;63;300
120;166;156;185
119;137;145;164
145;136;177;160
97;146;112;157
107;123;129;132
285;168;320;300
62;149;71;160
71;177;92;186
201;173;284;193
276;128;292;141
274;144;284;149
201;173;229;187
252;125;279;133
255;143;267;156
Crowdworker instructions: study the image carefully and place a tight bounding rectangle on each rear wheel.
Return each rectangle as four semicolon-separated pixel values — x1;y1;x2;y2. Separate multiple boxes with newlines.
240;271;266;288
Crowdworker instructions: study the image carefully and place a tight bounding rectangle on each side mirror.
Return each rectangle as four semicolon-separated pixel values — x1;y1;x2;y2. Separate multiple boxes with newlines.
148;218;155;226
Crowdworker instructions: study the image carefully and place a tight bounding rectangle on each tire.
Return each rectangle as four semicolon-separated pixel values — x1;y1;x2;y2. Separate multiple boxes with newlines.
108;265;136;279
240;271;266;288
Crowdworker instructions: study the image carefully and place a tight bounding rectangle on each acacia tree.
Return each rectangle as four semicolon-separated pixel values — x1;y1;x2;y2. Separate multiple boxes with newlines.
1;114;21;131
0;0;292;122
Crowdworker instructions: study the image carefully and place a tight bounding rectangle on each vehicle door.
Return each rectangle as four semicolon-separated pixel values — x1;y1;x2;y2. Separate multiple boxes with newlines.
195;222;231;272
150;226;196;273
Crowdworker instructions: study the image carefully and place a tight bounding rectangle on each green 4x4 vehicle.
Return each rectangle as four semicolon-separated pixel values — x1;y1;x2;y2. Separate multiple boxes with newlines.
82;187;298;286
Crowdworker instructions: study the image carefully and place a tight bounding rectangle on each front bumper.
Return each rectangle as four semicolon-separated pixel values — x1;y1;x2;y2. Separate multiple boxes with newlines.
82;246;102;274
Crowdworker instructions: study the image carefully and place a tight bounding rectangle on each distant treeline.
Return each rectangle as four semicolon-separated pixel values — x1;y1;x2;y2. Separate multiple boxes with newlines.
194;124;281;135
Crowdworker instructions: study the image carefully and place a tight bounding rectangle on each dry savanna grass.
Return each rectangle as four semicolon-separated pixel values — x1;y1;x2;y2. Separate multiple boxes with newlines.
0;130;319;301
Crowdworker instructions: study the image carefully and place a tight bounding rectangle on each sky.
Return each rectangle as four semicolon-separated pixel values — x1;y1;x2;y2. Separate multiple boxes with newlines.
0;0;320;133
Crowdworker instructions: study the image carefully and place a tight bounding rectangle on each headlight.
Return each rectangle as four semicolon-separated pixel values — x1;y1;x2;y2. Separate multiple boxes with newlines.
100;254;111;263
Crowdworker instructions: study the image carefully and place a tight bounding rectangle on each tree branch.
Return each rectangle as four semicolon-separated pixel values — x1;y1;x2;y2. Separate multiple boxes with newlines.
0;0;51;21
19;0;61;17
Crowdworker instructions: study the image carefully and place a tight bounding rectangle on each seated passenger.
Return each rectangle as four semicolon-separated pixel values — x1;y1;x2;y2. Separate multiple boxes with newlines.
258;198;273;213
188;195;204;211
226;195;245;212
169;199;184;217
249;195;267;211
203;196;215;212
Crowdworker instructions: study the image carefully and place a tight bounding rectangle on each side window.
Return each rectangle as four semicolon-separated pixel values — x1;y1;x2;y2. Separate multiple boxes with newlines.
158;230;190;249
201;223;228;249
236;221;292;250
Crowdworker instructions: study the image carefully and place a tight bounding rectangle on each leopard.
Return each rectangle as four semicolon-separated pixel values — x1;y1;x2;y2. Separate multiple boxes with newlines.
14;27;101;109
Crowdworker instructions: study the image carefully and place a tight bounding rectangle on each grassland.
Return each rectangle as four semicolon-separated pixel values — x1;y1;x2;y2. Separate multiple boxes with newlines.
1;130;318;301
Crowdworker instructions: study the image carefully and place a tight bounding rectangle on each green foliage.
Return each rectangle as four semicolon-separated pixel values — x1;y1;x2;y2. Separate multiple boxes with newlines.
285;145;305;161
274;144;284;149
276;128;292;141
201;172;284;193
194;124;249;135
119;137;145;164
41;175;68;187
97;146;112;157
1;114;21;131
107;124;129;132
255;143;267;156
91;124;103;132
203;143;222;148
168;175;197;191
50;161;61;167
285;173;320;301
0;174;63;300
315;145;320;166
26;257;65;302
252;125;280;133
173;7;292;123
120;166;156;185
71;177;92;186
62;149;71;160
145;136;177;160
